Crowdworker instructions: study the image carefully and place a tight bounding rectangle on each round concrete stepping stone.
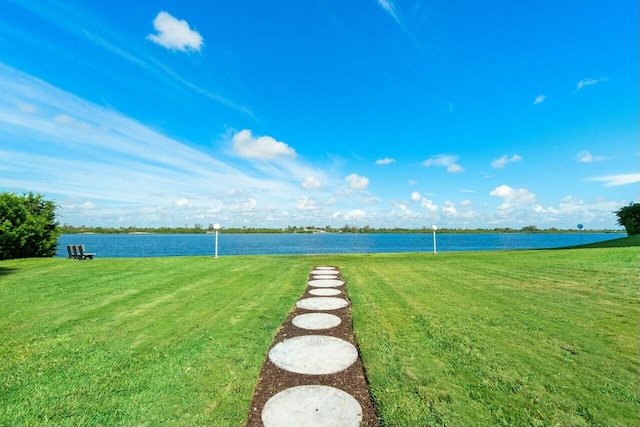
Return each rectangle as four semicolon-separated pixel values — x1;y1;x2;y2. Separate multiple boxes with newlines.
262;385;362;427
314;266;337;270
312;274;340;280
292;313;341;330
309;288;341;296
311;269;339;275
308;279;345;288
296;297;348;311
268;335;357;375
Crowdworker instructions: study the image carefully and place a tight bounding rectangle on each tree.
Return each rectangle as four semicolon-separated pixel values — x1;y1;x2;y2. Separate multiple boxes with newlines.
614;202;640;236
0;192;60;260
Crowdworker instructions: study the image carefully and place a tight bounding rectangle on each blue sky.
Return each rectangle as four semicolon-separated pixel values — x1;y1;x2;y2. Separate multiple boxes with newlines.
0;0;637;229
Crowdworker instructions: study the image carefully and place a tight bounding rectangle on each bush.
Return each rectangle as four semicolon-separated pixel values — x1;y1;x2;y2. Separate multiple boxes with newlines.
614;202;640;236
0;192;60;260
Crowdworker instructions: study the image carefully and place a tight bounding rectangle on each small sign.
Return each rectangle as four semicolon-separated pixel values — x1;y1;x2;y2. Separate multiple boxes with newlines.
577;224;584;229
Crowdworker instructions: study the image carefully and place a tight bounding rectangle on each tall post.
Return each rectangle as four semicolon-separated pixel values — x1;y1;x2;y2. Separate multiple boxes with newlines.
213;223;221;258
431;225;438;254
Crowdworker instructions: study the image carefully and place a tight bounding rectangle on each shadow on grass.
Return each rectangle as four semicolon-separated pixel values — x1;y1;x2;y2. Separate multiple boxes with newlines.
551;234;639;250
0;267;20;276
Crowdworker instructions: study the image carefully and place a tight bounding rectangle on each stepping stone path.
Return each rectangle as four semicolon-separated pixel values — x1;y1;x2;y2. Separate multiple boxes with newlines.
246;266;377;426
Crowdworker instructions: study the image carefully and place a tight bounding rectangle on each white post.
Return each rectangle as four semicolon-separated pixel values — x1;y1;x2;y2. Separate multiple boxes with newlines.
431;225;438;254
213;223;221;258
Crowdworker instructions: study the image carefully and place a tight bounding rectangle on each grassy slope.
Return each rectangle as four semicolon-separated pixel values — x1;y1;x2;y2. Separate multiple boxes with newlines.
1;239;638;426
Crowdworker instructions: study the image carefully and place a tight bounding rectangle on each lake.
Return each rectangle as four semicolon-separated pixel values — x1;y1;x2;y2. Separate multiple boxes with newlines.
56;232;625;258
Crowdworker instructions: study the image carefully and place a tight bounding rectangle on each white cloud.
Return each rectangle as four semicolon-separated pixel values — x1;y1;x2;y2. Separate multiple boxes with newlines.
147;11;203;52
586;173;640;187
491;154;522;168
410;191;422;202
442;201;457;217
344;209;366;220
296;196;317;211
81;201;95;210
576;77;608;91
345;173;369;190
393;201;418;218
174;197;191;207
302;176;322;190
576;150;606;163
533;95;546;105
423;154;465;173
238;198;257;211
375;157;396;165
489;184;536;204
421;199;438;212
232;129;296;161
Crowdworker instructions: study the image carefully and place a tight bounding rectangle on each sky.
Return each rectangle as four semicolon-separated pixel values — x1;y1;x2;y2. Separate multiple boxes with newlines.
0;0;638;230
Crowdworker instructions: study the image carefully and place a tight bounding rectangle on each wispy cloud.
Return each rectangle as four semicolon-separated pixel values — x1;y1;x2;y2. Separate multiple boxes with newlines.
586;173;640;187
147;11;203;52
491;154;522;169
423;154;465;173
377;0;402;26
576;77;608;91
375;157;396;165
0;63;320;225
533;94;546;105
576;150;608;163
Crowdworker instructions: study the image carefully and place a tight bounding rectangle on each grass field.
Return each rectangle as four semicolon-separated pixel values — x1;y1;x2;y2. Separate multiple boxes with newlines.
1;236;638;426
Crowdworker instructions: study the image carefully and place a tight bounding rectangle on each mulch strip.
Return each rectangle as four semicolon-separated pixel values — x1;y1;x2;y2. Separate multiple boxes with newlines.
245;268;378;426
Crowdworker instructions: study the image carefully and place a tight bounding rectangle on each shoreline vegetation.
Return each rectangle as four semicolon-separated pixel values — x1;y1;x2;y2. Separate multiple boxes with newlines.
60;224;625;235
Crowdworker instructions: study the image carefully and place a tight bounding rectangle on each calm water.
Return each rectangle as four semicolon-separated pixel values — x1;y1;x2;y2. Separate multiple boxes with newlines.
56;233;625;258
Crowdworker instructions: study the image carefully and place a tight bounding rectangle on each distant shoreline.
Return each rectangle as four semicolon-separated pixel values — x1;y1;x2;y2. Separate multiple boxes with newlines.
61;226;625;235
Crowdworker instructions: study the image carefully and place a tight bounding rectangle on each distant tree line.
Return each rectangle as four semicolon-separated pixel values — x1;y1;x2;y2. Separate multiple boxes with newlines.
59;223;622;235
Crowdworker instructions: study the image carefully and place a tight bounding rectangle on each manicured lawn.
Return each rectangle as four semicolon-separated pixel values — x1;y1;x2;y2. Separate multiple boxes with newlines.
0;256;311;426
1;238;638;426
345;244;639;426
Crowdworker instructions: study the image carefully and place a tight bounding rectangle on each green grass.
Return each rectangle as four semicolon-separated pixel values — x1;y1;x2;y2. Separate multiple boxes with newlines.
0;256;313;426
345;245;639;426
1;239;638;426
558;233;640;249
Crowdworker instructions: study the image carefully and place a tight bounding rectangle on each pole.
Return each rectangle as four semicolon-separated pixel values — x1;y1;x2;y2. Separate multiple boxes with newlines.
431;225;438;254
432;230;437;254
213;223;221;258
214;229;219;258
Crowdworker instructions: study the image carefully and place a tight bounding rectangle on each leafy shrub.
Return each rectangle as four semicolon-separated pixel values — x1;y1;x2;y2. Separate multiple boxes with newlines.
0;192;60;260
